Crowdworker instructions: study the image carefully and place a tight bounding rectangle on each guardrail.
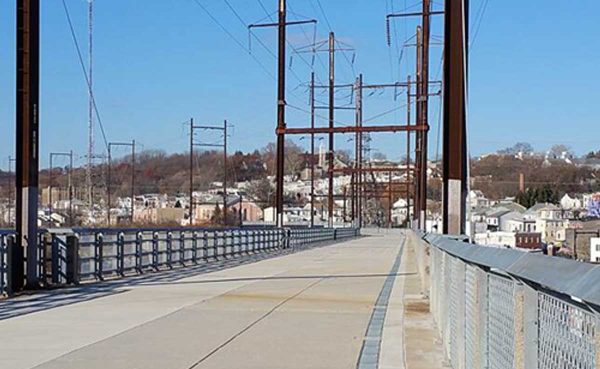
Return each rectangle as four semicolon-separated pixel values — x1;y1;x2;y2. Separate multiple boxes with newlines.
0;231;11;296
1;227;360;295
412;231;599;369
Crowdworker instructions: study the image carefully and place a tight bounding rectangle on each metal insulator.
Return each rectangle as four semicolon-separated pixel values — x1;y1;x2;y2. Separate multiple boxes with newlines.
386;18;391;46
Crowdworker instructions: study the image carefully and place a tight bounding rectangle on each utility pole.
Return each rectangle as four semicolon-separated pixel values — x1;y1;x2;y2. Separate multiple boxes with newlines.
356;74;363;227
86;0;94;215
190;121;229;226
419;0;431;230
16;0;40;289
7;157;16;228
414;26;423;228
69;151;73;226
406;75;412;228
442;0;469;235
223;120;228;226
49;152;74;225
189;118;194;225
342;186;347;223
388;171;392;228
276;0;286;228
249;2;316;228
328;32;335;228
107;141;135;225
310;72;315;227
386;1;443;230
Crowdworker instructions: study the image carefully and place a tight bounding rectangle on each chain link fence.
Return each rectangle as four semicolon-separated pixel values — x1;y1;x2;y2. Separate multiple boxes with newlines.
413;232;599;369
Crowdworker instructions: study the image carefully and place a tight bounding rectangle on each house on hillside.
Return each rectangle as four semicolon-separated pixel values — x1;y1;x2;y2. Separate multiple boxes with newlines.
468;190;490;209
485;208;511;231
560;194;582;210
499;211;536;233
524;203;569;244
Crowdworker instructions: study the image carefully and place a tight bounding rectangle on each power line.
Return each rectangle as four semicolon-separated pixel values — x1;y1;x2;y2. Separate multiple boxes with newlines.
286;2;327;74
313;0;333;31
61;0;109;151
190;0;276;80
470;0;490;49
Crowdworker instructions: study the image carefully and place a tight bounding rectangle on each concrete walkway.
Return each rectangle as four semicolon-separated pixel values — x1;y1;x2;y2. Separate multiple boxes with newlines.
0;232;444;369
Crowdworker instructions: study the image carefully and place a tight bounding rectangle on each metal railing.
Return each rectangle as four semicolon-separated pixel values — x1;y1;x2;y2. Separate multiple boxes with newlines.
0;226;360;295
0;231;12;296
413;231;600;369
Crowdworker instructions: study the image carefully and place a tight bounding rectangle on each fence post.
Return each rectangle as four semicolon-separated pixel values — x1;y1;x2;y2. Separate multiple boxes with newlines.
7;235;24;295
514;281;539;369
166;232;173;268
95;233;104;280
50;233;59;284
513;282;526;369
203;231;208;261
179;232;186;265
455;259;467;369
117;232;125;276
66;235;79;285
152;232;159;271
136;232;143;273
475;266;489;369
191;231;198;264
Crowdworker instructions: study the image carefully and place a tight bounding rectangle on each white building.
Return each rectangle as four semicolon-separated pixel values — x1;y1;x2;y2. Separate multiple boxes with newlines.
468;190;490;209
474;231;516;248
560;194;582;210
391;198;411;225
590;238;600;263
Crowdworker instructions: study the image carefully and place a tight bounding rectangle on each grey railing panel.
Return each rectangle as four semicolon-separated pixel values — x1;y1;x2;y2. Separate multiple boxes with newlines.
505;253;599;302
428;234;525;272
571;267;600;308
419;232;600;369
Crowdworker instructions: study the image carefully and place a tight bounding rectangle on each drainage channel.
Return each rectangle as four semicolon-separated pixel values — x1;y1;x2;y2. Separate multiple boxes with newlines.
356;235;405;369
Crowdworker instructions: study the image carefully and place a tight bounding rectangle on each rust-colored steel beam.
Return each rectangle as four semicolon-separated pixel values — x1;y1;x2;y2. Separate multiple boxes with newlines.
442;0;469;235
279;124;427;135
16;0;40;290
329;167;417;173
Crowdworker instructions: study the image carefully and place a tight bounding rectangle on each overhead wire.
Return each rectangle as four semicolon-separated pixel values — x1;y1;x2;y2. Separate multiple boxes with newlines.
61;0;109;152
190;0;276;81
310;0;356;81
470;0;490;50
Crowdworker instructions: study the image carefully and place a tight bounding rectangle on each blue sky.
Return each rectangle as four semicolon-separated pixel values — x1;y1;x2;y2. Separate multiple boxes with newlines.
0;0;599;170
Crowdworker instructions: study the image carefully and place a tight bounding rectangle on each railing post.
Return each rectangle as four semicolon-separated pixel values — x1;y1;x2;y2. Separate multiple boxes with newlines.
191;231;198;264
179;231;186;265
7;235;24;295
513;281;538;369
50;233;59;284
135;232;143;273
117;232;125;276
152;232;159;271
522;283;539;369
66;234;79;285
476;266;489;369
513;282;525;369
166;232;173;268
202;231;208;261
455;259;466;369
95;233;104;280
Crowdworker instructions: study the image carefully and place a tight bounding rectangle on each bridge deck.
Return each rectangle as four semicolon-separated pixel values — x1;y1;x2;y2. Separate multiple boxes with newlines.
0;231;443;369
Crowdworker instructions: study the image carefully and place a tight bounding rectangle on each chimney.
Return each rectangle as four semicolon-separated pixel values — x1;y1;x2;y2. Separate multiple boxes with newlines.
519;173;525;192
